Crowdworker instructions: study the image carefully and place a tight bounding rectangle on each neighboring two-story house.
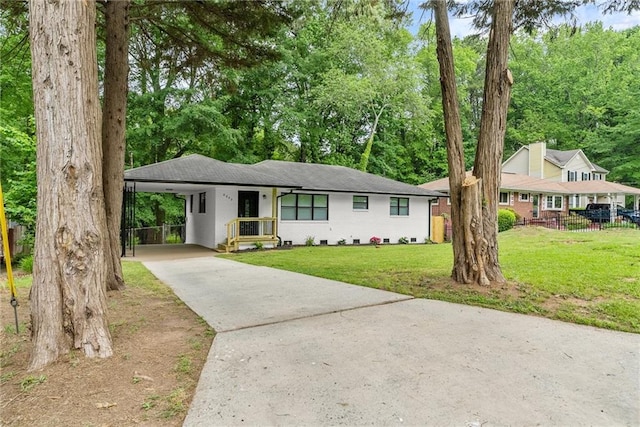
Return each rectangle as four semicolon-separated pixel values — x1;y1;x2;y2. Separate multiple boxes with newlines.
422;142;640;219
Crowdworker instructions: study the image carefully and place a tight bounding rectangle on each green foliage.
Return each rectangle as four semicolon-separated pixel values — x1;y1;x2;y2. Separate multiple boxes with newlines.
398;236;409;244
254;241;264;250
498;209;516;232
305;236;315;246
337;238;347;245
20;374;46;392
18;255;33;274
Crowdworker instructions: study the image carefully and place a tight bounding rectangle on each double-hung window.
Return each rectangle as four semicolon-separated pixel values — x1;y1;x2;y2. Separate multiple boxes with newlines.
353;195;368;210
390;197;409;216
499;192;510;205
545;195;563;210
281;193;328;220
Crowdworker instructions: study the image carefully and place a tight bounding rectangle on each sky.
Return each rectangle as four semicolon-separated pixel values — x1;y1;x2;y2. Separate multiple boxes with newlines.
408;2;640;38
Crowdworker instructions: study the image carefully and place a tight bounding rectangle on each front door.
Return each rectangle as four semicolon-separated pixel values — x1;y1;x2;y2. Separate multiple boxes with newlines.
238;191;259;236
532;194;539;218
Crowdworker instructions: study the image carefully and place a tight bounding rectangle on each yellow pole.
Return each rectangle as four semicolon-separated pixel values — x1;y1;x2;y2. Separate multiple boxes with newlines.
0;182;20;333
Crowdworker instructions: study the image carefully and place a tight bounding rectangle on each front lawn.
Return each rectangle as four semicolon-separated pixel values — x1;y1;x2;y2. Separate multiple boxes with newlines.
223;227;640;333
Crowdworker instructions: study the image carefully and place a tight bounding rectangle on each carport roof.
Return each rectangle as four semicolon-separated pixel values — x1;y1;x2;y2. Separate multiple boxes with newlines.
124;154;443;197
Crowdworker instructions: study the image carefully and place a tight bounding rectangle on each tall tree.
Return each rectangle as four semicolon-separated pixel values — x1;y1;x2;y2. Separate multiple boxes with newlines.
101;0;130;291
430;0;639;286
29;0;112;370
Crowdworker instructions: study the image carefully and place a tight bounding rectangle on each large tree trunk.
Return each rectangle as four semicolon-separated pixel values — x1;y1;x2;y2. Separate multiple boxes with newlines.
433;0;513;286
102;0;130;291
472;0;515;284
432;0;470;283
29;0;113;370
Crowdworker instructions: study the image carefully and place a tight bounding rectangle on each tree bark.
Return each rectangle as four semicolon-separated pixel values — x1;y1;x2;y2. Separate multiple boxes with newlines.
461;176;490;286
432;0;469;284
29;0;113;370
102;0;130;291
472;0;515;284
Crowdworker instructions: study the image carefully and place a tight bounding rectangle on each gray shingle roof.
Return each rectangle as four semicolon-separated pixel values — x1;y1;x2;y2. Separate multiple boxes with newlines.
124;154;294;187
124;155;443;197
252;160;441;197
544;148;580;166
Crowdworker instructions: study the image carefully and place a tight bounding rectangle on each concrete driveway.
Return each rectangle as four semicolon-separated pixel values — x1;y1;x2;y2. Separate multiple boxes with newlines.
143;256;640;426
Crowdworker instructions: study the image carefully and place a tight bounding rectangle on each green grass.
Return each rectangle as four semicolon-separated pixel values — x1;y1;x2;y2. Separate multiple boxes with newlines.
223;227;640;333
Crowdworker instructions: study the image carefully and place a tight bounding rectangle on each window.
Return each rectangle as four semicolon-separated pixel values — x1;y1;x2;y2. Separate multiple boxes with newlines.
567;171;577;182
499;192;510;205
198;192;206;213
281;193;328;220
390;197;409;216
519;193;530;202
353;195;368;210
545;195;563;210
582;172;590;181
569;194;580;208
189;194;194;213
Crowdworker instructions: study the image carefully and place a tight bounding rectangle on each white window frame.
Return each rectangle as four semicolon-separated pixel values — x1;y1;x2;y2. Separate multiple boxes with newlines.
569;194;581;209
545;195;563;210
499;192;510;205
518;193;530;202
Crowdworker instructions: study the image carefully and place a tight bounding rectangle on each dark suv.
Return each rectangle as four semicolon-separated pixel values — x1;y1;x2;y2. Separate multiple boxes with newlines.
575;203;640;224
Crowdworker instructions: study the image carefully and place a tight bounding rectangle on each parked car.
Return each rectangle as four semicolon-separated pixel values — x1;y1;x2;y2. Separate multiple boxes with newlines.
573;203;640;224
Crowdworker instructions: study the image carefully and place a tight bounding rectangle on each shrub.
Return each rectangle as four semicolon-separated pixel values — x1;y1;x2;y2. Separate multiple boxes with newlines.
337;239;346;245
369;236;381;245
19;255;33;274
398;237;409;244
498;209;516;232
254;241;264;250
305;236;315;246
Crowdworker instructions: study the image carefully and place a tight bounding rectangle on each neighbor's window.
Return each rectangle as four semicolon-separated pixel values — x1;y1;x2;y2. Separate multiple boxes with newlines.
390;197;409;216
519;193;530;202
353;195;369;210
569;194;580;208
545;195;563;210
582;172;590;181
499;192;510;205
198;192;206;213
281;193;328;220
567;171;577;182
190;194;194;213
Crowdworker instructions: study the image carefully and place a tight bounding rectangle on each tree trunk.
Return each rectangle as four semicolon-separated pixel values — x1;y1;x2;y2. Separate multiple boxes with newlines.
29;0;113;370
102;0;130;291
472;0;515;284
432;0;469;284
359;105;385;171
461;176;489;286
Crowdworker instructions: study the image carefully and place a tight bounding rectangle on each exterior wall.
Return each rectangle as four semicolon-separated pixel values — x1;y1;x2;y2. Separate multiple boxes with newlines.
185;186;276;249
185;188;217;248
543;162;562;181
528;143;545;178
430;192;533;219
561;154;593;182
502;148;529;175
277;191;432;245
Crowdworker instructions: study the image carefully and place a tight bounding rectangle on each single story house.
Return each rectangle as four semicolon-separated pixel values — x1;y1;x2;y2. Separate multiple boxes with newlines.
124;154;444;251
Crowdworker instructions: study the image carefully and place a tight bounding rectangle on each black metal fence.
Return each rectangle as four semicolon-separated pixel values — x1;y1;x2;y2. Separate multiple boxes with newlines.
518;211;640;231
